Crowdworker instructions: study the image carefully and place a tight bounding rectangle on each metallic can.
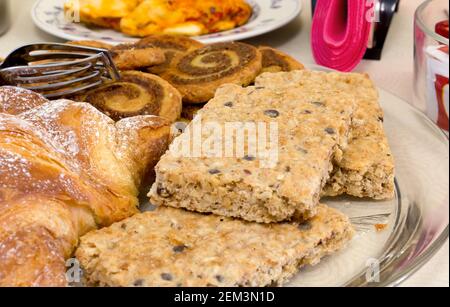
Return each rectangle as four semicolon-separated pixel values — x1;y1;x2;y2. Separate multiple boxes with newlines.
0;0;11;36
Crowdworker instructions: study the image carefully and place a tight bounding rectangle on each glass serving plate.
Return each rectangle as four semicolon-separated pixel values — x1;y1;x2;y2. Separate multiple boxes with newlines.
140;83;449;288
138;67;448;287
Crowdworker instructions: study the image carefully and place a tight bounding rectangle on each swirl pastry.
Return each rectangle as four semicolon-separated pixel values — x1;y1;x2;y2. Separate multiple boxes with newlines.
160;42;262;103
110;43;166;70
259;46;305;74
74;71;182;123
135;35;204;75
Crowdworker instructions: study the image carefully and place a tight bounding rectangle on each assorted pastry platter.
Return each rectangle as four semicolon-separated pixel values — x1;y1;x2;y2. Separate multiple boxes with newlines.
0;32;448;287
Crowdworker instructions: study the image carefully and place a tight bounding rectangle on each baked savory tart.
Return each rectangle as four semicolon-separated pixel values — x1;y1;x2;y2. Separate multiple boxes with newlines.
65;0;253;37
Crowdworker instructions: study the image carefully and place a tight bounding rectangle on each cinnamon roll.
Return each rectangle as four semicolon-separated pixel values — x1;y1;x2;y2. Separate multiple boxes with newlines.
259;46;305;73
74;71;182;123
160;42;262;103
134;35;204;75
110;43;166;71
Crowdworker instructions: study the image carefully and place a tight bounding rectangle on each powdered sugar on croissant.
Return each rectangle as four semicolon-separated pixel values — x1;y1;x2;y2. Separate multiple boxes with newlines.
0;88;170;286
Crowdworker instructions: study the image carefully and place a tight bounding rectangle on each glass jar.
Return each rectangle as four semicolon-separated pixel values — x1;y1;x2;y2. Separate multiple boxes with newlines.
414;0;449;131
0;0;10;36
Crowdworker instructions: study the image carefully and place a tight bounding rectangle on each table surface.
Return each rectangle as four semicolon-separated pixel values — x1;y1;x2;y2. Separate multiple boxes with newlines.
0;0;448;287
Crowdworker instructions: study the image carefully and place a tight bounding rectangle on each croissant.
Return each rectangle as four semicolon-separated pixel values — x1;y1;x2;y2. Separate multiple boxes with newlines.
0;86;49;115
0;88;171;286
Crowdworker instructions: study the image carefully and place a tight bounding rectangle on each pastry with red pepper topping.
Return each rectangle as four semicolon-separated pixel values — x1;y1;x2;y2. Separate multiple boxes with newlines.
65;0;253;37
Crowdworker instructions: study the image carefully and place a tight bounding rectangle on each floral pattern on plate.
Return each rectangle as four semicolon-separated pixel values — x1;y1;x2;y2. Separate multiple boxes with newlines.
31;0;302;44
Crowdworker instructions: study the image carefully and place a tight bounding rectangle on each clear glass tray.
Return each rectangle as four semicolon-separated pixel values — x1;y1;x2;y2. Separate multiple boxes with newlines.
140;85;449;287
140;67;449;287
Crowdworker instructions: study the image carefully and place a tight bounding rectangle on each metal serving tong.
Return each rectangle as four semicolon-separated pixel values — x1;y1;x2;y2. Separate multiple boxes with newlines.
0;43;120;99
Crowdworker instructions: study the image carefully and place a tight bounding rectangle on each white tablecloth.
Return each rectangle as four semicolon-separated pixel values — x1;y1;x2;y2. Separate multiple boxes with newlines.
0;0;448;287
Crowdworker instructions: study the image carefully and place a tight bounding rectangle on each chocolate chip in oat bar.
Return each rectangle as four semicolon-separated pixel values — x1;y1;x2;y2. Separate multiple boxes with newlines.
243;169;252;175
303;110;312;114
264;109;280;118
161;273;173;281
224;101;234;107
311;101;325;107
209;169;221;175
325;127;336;135
174;122;188;133
215;275;225;283
285;166;291;172
243;155;256;161
157;184;171;198
298;221;313;231
133;279;145;286
296;146;308;154
173;245;187;253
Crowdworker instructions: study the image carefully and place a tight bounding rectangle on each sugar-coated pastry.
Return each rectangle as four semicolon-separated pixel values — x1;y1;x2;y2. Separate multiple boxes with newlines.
0;92;171;286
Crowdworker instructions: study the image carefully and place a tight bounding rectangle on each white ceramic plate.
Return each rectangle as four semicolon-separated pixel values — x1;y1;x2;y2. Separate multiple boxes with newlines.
31;0;302;45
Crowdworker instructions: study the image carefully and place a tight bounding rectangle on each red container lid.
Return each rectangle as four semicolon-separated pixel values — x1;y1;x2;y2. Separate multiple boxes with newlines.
435;20;449;39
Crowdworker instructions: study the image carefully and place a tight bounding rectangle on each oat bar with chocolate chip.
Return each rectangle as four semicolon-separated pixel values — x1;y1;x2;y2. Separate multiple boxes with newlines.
255;70;395;200
149;82;356;223
76;205;354;287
